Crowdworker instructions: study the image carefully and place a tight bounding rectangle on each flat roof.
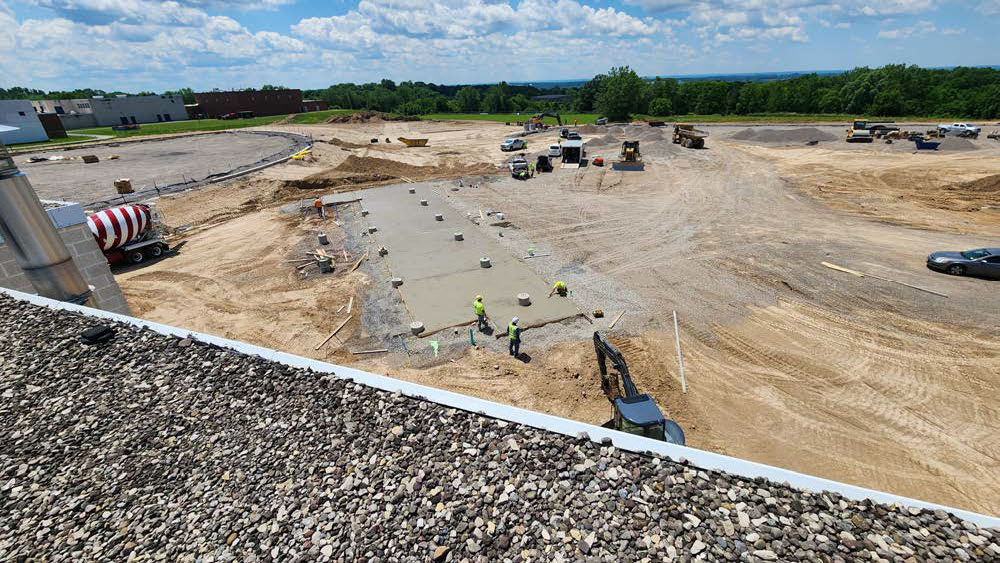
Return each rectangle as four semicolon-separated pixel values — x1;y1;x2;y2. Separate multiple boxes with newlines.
563;139;584;147
1;288;996;561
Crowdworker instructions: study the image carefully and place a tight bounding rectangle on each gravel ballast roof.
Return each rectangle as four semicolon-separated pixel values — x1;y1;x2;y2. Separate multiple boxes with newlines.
0;294;997;561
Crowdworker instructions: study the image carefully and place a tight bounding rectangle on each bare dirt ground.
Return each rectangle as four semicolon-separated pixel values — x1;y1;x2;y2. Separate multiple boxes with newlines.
116;119;999;515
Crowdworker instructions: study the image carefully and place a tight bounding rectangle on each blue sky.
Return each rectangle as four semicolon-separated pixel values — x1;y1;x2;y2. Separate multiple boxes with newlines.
1;0;997;92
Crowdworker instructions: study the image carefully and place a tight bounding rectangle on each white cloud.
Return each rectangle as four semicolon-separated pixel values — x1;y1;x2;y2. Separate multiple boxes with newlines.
976;1;1000;14
877;20;964;39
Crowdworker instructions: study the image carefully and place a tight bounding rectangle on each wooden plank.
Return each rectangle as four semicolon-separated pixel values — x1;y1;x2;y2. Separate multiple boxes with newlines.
350;252;368;272
347;296;354;314
608;310;625;329
821;261;864;277
822;261;947;297
314;315;353;350
335;304;346;313
351;348;388;355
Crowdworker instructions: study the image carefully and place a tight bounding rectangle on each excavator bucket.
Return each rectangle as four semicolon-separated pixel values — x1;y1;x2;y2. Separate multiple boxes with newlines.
611;159;644;171
397;137;428;147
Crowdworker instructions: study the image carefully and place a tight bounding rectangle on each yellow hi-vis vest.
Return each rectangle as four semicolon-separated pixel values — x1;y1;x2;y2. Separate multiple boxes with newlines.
508;323;518;341
474;300;485;315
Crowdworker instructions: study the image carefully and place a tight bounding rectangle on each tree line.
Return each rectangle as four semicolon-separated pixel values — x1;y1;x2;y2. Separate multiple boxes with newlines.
3;65;998;120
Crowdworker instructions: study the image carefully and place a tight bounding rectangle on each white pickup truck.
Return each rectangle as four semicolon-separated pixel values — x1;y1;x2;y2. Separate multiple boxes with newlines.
937;123;981;137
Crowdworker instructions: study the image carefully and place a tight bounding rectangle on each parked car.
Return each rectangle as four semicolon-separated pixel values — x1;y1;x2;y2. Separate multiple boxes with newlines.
566;131;582;140
937;123;981;137
548;144;562;157
926;247;1000;278
560;128;570;138
500;138;526;152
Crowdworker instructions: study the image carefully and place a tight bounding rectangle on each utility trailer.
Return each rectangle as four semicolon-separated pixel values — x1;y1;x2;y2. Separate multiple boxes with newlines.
673;124;707;149
561;140;585;168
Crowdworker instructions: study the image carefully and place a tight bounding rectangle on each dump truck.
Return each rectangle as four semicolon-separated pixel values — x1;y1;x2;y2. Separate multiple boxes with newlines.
594;332;684;444
87;203;169;266
611;141;644;171
673;124;707;149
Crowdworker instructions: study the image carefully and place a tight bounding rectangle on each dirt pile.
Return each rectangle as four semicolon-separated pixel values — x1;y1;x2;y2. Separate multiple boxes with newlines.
288;155;496;191
935;136;979;151
319;137;368;149
577;124;606;134
585;133;619;148
732;128;836;143
326;111;421;124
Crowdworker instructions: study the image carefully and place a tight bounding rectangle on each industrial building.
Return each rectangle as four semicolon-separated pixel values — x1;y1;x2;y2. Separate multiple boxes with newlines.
302;99;329;112
193;89;302;118
0;100;49;144
32;95;185;129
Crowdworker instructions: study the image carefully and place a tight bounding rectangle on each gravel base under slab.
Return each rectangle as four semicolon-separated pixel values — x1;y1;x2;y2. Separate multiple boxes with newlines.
0;294;996;561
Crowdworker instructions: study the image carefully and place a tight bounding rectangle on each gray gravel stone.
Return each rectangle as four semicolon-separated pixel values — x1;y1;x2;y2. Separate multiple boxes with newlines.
0;294;990;561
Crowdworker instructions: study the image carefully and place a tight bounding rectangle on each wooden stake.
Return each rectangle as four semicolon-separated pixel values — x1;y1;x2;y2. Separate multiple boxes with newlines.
350;252;368;272
822;261;947;297
335;304;346;313
314;315;353;350
608;310;625;329
343;249;349;261
347;296;354;314
673;310;687;393
351;348;388;355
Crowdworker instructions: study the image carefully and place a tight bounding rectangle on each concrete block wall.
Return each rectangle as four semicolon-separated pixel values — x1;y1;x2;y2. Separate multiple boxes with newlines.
0;203;130;315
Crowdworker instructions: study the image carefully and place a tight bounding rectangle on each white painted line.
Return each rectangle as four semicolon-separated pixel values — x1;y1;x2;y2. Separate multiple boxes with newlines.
1;287;996;527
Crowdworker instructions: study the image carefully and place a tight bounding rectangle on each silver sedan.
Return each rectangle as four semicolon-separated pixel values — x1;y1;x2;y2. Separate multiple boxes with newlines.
926;248;1000;279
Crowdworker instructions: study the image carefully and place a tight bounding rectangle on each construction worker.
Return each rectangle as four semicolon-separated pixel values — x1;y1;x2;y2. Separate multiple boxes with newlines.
529;162;535;177
473;295;487;332
313;198;325;218
548;280;567;297
508;317;521;357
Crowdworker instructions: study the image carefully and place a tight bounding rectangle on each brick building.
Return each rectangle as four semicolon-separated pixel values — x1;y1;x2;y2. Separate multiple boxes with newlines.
194;89;302;118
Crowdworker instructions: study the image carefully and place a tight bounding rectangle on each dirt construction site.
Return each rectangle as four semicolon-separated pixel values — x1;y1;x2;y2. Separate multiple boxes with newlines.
70;115;999;515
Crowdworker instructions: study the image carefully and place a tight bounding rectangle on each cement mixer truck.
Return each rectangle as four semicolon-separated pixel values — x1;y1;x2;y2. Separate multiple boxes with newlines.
87;203;169;266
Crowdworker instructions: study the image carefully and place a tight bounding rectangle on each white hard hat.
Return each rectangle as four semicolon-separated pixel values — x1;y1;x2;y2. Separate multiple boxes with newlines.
512;317;519;324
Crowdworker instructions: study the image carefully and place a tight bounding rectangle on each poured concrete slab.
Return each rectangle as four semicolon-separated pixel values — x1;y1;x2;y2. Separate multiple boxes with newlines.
358;183;578;334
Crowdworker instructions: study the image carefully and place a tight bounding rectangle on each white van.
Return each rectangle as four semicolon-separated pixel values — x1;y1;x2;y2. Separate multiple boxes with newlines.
548;144;562;157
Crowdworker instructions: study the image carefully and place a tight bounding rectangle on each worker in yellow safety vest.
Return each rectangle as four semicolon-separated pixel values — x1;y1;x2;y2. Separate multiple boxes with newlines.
549;281;567;297
508;317;521;357
473;295;488;332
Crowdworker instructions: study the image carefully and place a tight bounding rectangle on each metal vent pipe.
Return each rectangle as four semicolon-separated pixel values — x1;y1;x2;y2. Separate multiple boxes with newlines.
0;146;94;306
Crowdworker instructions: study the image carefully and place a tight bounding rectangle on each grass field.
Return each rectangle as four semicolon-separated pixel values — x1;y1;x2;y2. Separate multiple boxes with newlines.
70;109;355;139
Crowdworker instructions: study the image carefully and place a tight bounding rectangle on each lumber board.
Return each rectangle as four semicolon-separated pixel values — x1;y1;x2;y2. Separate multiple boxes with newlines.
314;315;353;350
608;310;625;329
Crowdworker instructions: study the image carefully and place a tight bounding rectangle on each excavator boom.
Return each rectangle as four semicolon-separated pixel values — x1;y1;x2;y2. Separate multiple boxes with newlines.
593;332;684;444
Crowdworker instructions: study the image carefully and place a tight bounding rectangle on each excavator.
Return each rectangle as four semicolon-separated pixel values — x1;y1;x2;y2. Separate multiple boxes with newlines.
612;141;643;171
594;332;685;444
529;112;562;127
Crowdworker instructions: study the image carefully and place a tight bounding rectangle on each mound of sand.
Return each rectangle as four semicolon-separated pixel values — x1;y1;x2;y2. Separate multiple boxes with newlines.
334;155;433;176
585;134;619;148
319;137;368;149
935;137;979;151
954;174;1000;194
731;128;837;143
326;111;421;124
577;124;606;134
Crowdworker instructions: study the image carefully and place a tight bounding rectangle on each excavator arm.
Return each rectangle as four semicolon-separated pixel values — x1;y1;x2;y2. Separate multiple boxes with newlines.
594;332;685;445
532;112;562;126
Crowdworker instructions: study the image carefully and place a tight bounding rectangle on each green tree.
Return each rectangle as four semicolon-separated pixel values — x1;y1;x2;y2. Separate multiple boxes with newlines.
595;66;644;121
574;74;605;112
456;86;481;112
648;97;672;116
164;87;196;104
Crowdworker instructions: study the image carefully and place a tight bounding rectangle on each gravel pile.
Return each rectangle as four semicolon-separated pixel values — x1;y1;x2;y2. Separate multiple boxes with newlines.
1;294;996;561
731;128;837;143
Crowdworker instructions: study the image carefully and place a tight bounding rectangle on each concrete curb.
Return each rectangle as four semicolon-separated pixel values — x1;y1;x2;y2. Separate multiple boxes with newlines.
1;286;997;528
